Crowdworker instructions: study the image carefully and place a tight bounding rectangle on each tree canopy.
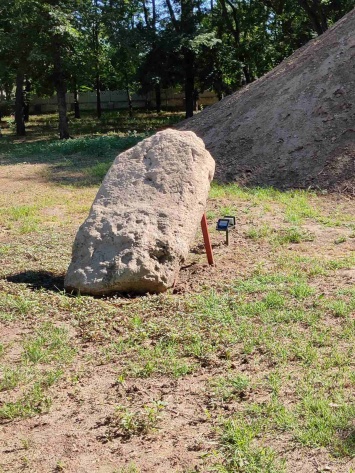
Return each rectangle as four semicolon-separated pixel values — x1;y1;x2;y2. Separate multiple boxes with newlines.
0;0;354;137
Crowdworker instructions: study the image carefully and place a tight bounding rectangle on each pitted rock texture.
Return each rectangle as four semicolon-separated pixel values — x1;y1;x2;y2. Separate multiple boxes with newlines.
64;129;215;295
177;8;355;191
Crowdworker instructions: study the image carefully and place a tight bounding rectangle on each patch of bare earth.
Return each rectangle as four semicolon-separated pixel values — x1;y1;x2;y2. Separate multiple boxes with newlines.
1;370;218;473
0;164;354;472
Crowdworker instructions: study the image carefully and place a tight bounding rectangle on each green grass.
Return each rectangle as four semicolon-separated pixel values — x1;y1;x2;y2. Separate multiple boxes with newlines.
1;134;146;188
216;420;285;473
105;400;166;440
0;321;75;421
245;224;272;240
0;381;53;420
209;374;250;402
272;226;315;244
0;205;40;234
22;323;75;365
1;113;355;471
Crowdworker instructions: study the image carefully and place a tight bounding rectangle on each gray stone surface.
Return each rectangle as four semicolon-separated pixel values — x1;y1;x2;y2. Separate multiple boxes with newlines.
64;129;215;295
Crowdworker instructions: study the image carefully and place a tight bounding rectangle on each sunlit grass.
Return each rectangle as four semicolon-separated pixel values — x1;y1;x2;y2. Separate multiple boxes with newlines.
0;113;354;471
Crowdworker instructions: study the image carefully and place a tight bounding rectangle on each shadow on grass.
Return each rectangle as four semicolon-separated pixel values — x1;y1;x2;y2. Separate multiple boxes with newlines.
0;134;145;187
5;270;146;299
0;111;185;187
6;271;65;293
190;242;223;254
337;429;355;457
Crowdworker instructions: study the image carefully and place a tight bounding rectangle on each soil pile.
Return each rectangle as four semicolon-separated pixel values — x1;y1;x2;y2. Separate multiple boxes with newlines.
178;9;355;191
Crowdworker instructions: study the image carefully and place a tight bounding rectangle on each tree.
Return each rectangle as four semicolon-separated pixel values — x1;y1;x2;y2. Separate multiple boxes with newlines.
140;0;163;112
164;0;200;118
37;1;84;138
101;0;143;116
1;0;354;137
0;0;39;135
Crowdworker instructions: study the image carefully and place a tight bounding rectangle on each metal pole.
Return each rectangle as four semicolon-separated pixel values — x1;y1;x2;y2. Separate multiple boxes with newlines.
226;228;229;246
200;213;214;265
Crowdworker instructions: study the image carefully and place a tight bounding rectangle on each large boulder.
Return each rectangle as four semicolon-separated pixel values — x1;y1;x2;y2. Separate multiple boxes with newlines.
64;129;215;295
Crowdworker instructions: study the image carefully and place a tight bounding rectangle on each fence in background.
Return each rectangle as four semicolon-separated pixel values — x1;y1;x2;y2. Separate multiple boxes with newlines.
29;89;219;114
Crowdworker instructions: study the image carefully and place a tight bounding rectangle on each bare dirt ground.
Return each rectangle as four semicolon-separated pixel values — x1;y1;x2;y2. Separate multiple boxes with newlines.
0;163;354;473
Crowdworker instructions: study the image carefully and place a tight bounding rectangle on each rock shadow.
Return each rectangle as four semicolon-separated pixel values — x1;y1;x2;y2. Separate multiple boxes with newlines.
6;271;65;293
5;271;146;299
190;242;222;255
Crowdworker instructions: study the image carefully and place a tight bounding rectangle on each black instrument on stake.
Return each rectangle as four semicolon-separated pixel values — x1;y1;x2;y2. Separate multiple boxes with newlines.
216;216;235;245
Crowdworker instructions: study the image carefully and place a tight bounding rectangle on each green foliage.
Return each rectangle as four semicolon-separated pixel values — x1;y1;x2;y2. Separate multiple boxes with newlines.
295;395;355;456
1;0;353;128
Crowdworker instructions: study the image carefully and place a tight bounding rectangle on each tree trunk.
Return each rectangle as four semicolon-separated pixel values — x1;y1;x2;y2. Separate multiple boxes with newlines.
184;48;195;118
56;85;69;139
15;71;25;136
180;0;195;118
4;83;12;101
96;73;101;118
155;82;161;113
53;48;70;139
74;79;80;119
193;89;199;112
126;86;133;118
23;78;31;122
243;65;254;84
93;0;101;119
298;0;327;35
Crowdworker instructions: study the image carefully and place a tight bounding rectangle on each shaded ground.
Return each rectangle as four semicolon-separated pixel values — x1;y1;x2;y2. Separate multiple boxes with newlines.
0;160;354;473
178;9;355;192
0;110;183;142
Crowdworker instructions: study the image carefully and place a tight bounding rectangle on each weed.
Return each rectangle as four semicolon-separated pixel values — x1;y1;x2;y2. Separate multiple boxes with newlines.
273;226;315;244
0;293;36;321
0;367;22;391
85;161;112;180
289;282;315;299
209;374;250;402
262;291;286;309
55;460;66;472
0;382;52;420
115;463;140;473
245;224;272;240
267;371;282;395
206;210;217;220
217;419;285;473
106;401;166;439
334;236;347;244
20;438;33;450
295;395;355;456
0;205;40;234
323;299;353;317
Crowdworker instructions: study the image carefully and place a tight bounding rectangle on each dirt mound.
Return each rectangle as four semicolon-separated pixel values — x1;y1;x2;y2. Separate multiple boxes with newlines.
178;9;355;192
